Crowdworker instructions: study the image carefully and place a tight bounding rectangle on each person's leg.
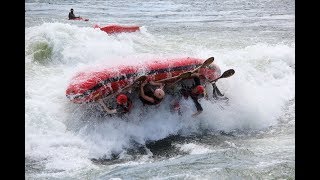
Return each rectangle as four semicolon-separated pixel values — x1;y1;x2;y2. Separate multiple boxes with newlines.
212;83;223;98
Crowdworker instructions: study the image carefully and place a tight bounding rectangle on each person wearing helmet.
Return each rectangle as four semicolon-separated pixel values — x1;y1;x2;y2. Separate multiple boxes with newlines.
179;72;207;117
98;93;133;116
68;8;80;20
139;80;165;105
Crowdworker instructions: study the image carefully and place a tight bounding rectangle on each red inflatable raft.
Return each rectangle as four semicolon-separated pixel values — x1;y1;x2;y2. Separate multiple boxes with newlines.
66;57;221;104
94;24;140;34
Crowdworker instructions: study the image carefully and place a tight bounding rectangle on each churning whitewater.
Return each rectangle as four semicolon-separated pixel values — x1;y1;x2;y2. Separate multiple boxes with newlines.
25;0;294;179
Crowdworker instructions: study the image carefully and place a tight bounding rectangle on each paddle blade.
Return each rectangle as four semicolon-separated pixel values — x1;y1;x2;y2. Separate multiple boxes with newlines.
201;57;214;68
192;57;214;73
210;69;235;83
220;69;235;79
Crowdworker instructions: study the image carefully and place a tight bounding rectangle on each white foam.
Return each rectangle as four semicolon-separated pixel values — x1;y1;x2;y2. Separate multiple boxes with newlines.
176;143;214;154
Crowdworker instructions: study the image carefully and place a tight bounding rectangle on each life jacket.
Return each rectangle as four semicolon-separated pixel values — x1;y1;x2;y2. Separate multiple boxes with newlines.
69;12;76;19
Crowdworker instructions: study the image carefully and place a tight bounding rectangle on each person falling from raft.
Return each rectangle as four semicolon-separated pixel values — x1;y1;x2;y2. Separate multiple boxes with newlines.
173;68;208;117
139;80;165;106
180;73;207;117
68;8;80;20
98;93;133;116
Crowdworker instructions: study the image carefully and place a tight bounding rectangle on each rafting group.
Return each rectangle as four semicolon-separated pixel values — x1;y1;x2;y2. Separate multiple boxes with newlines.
99;66;206;118
66;57;235;118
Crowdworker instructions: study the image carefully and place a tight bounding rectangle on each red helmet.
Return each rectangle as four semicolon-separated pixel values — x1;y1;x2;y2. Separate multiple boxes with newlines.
195;85;205;94
116;94;128;104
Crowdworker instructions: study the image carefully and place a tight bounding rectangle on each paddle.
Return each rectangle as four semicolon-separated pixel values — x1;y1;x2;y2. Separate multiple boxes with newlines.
164;57;215;88
76;16;89;21
155;57;214;84
192;57;214;73
155;71;192;83
210;69;235;97
121;75;147;92
165;73;191;88
96;75;147;101
210;69;235;83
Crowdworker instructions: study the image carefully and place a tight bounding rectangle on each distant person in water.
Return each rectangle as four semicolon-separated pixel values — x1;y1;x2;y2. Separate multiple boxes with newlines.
139;80;165;106
98;93;133;116
68;9;80;19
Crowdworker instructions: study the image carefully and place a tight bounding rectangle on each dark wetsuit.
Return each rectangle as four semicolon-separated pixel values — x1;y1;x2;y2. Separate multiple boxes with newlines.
139;84;163;105
68;12;77;19
180;77;203;112
115;98;133;114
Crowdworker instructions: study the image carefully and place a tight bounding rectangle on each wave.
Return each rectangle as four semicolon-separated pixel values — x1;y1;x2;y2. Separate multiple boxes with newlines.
25;22;295;175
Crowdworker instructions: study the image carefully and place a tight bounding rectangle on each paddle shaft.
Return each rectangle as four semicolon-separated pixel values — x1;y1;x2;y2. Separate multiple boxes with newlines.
155;57;214;84
100;75;147;101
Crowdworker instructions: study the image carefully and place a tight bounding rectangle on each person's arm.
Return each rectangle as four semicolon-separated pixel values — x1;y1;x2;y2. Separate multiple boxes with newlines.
98;99;117;114
140;81;155;103
149;81;164;88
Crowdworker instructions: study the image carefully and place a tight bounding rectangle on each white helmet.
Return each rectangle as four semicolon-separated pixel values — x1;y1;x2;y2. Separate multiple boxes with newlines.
154;88;165;99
